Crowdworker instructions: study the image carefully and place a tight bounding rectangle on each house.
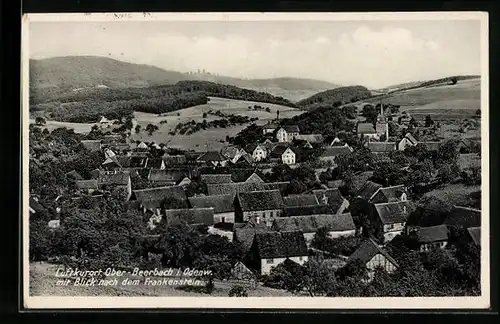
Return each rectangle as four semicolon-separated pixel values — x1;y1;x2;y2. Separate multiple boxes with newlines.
397;133;418;151
356;181;383;201
330;137;342;146
270;145;296;165
272;213;356;244
163;154;187;167
163;208;214;227
262;123;278;135
245;144;268;162
283;194;319;207
97;171;132;200
188;194;235;224
146;158;166;170
137;141;149;150
196;151;228;167
312;189;350;215
148;169;186;186
131;185;187;215
373;201;415;243
293;134;325;145
245;172;265;184
283;204;333;217
207;181;289;196
368;185;408;204
221;146;243;163
233;223;272;257
443;206;481;229
75;180;99;194
231;261;256;281
81;139;102;152
367;142;397;154
248;231;309;275
320;145;352;162
232;152;254;166
347;238;399;281
416;224;449;252
467;227;481;247
200;174;233;184
234;190;284;226
357;123;378;140
276;125;300;143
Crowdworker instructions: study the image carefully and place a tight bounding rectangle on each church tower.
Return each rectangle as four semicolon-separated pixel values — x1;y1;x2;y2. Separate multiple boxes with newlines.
376;103;389;140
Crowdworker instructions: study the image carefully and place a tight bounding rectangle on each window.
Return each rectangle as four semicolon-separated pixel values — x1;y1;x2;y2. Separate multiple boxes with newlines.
266;259;274;264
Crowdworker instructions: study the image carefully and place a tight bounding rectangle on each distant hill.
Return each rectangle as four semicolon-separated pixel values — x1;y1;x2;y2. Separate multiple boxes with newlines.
29;56;340;101
375;75;480;94
297;85;373;110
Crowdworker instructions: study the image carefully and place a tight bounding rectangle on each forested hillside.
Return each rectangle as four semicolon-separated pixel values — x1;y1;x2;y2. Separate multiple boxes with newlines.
297;86;373;110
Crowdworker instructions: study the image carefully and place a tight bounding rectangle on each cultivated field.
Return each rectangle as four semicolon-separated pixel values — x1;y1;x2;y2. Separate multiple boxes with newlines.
130;96;304;151
28;119;95;134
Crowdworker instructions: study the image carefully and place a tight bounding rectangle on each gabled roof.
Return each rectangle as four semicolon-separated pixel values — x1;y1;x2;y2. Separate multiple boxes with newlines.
132;185;186;210
370;185;407;203
294;134;324;144
416;225;449;243
65;170;84;181
273;213;356;233
146;158;164;169
374;201;415;224
207;181;289;196
163;154;187;166
81;140;102;151
237;190;283;211
98;171;130;186
357;123;377;134
348;238;399;267
233;224;271;254
164;208;214;226
312;189;347;212
404;133;418;145
254;231;308;259
283;204;333;217
245;173;264;183
279;125;300;133
197;151;227;162
283;194;319;207
75;180;99;190
233;152;253;165
270;145;294;158
367;142;397;153
178;177;192;187
322;146;352;158
357;181;383;200
188;194;235;214
201;174;233;184
467;227;481;246
148;169;185;184
444;206;481;228
245;143;266;154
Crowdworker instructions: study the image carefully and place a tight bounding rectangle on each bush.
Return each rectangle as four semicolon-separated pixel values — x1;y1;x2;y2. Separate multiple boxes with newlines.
229;285;248;297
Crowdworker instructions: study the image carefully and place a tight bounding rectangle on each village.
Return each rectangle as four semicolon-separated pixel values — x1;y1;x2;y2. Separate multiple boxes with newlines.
28;97;482;297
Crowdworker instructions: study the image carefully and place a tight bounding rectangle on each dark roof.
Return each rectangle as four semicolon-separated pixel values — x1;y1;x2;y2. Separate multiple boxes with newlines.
129;156;148;168
322;146;352;158
270;145;295;158
107;143;131;152
237;190;283;211
165;208;214;226
163;154;187;166
115;155;131;167
245;173;264;183
370;185;408;203
357;123;377;134
312;189;346;212
188;194;235;214
98;171;130;186
132;185;187;210
197;151;227;162
374;201;415;224
444;206;481;228
221;146;241;159
102;134;123;144
348;238;399;267
294;134;324;144
280;125;300;133
327;180;343;189
416;225;449;243
254;231;308;259
404;133;418;145
245;143;266;154
81;140;102;151
283;204;333;217
467;227;481;246
148;169;186;184
65;170;84;181
207;181;289;196
90;169;101;179
75;180;99;190
200;174;233;184
283;194;319;207
233;152;253;165
357;181;383;200
233;225;271;254
146;158;164;169
273;213;356;233
418;141;442;151
29;197;45;214
367;142;397;153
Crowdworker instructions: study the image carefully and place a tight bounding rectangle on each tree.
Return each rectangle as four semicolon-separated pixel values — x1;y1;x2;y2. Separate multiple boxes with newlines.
362;104;378;125
35;117;46;126
475;109;481;117
425;115;434;127
202;112;208;118
135;124;141;133
450;76;458;85
229;285;248;297
146;123;159;136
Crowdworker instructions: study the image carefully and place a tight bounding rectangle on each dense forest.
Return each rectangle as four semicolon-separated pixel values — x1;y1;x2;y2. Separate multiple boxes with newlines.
297;86;373;110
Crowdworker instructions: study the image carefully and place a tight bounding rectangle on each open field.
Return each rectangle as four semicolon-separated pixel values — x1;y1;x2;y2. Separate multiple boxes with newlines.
28;119;95;134
29;262;294;297
131;96;304;151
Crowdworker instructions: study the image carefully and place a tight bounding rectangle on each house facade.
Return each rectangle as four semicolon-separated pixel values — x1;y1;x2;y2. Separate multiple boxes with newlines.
234;190;284;227
188;194;235;224
251;145;268;162
348;239;399;281
373;201;415;243
276;125;300;143
281;147;296;165
416;225;449;252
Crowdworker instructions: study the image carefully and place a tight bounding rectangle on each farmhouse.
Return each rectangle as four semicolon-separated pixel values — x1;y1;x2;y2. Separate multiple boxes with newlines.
248;231;309;275
131;185;187;215
398;133;418;151
206;181;289;196
416;224;449;252
373;201;415;243
221;146;245;163
245;144;268;162
357;123;378;140
81;139;102;152
367;142;397;154
312;189;350;215
330;137;342;146
164;208;214;227
276;125;300;143
235;190;284;226
188;194;235;224
356;181;383;201
347;238;399;281
369;185;408;204
148;169;187;186
272;213;356;243
270;145;296;165
196;151;228;167
283;194;319;207
293;134;325;145
419;141;442;151
97;171;132;200
233;223;272;256
283;204;333;217
320;145;353;162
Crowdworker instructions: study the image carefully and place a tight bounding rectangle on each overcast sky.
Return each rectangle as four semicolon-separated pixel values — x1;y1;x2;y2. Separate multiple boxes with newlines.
29;19;481;89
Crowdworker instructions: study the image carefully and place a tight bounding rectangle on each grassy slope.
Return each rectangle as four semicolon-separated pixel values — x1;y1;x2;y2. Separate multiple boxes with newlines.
131;96;304;151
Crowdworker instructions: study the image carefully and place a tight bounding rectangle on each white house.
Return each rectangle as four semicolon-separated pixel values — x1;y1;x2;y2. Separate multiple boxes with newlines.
270;145;296;165
347;238;399;281
373;201;415;243
245;144;268;162
276;125;300;143
398;133;418;151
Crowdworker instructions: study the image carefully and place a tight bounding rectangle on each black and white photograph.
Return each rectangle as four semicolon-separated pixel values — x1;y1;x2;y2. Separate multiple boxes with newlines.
23;12;489;309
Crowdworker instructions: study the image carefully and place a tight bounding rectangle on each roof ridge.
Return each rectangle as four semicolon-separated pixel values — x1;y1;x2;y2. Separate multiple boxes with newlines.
374;200;411;206
453;205;481;212
165;207;214;212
